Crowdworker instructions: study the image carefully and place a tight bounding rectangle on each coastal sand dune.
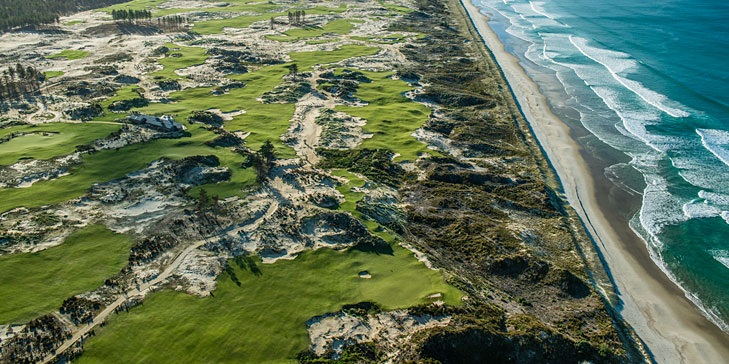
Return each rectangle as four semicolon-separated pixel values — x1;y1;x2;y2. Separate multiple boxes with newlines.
457;0;729;362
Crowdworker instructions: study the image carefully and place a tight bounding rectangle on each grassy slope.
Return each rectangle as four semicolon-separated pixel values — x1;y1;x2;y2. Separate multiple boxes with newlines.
335;70;432;161
0;123;120;166
0;225;132;324
77;245;461;364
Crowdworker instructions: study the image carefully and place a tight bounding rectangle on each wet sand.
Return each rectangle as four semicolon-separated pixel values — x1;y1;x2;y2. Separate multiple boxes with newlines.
458;0;729;362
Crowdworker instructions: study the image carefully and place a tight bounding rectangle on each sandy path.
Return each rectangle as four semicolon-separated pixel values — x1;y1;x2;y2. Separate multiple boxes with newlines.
41;202;277;364
458;0;729;363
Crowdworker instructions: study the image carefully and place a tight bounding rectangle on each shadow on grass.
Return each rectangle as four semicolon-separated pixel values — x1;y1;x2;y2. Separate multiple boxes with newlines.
234;255;263;276
350;241;394;256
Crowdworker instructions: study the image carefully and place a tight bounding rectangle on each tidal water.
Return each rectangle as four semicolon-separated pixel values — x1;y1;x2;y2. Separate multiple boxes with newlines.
471;0;729;331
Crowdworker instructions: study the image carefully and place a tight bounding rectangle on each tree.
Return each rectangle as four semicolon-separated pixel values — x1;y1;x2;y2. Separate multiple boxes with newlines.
260;139;276;165
197;188;209;212
289;63;298;77
251;153;268;183
270;16;275;30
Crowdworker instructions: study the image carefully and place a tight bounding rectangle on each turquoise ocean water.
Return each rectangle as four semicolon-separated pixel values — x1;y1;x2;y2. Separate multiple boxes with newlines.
470;0;729;331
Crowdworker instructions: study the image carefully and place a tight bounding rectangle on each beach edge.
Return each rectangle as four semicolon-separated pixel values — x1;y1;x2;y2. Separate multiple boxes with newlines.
454;0;729;362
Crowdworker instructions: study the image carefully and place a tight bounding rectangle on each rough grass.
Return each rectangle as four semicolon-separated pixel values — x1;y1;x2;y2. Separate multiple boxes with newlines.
0;225;132;324
76;245;462;364
46;50;91;60
0;123;120;166
335;70;432;161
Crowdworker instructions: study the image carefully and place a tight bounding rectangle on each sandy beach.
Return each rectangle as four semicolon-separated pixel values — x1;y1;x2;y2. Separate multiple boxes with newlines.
458;0;729;362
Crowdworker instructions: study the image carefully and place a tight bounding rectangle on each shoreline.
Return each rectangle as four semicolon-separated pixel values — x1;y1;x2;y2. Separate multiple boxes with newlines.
458;0;729;362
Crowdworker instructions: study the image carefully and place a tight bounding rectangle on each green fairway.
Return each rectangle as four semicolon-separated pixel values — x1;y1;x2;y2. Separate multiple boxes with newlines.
152;43;209;79
0;123;120;166
335;70;432;161
266;19;362;42
46;50;90;60
44;71;65;78
0;45;379;213
76;245;461;364
0;225;132;324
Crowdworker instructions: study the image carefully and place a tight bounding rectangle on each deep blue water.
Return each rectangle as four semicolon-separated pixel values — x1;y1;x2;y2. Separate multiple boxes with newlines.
471;0;729;331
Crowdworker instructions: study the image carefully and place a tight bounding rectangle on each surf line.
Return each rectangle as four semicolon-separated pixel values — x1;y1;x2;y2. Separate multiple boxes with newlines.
568;35;689;119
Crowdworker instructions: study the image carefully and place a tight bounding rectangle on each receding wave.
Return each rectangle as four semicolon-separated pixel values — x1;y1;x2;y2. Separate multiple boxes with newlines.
697;128;729;168
569;36;691;118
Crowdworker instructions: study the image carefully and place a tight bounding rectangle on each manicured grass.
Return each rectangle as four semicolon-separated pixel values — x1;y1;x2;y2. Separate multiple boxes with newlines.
0;225;132;324
151;43;208;79
266;19;360;42
0;123;120;166
335;70;432;161
65;20;84;26
46;50;91;60
377;0;413;13
44;71;65;78
76;245;461;364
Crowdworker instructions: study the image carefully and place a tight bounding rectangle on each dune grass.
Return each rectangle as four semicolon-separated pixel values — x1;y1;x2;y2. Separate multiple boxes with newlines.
0;225;132;324
76;244;461;364
46;50;90;60
0;123;120;166
335;70;432;161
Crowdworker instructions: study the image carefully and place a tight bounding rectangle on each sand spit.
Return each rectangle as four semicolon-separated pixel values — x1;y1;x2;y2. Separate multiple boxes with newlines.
458;0;729;362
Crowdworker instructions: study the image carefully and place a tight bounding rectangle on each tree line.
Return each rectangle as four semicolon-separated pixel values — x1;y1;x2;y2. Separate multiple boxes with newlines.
111;9;152;22
0;0;127;32
0;64;45;101
111;9;187;29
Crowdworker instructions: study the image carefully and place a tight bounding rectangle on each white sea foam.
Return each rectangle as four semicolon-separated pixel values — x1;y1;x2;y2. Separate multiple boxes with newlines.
710;250;729;270
683;199;722;219
529;1;555;20
569;36;690;118
697;128;729;168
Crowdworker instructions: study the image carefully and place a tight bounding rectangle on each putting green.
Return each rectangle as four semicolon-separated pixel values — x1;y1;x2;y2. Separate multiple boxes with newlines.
0;225;132;324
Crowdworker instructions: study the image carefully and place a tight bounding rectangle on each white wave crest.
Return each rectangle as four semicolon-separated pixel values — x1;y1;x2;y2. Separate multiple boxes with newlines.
710;249;729;270
569;36;690;118
697;128;729;168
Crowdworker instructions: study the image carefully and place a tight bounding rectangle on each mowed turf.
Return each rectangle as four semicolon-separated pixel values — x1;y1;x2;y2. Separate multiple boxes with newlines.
0;225;132;324
0;123;120;166
335;70;432;161
152;43;209;79
76;245;462;364
266;19;362;42
46;50;90;60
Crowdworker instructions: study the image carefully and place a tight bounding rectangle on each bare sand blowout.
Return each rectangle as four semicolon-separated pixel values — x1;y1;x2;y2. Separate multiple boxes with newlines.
458;0;729;362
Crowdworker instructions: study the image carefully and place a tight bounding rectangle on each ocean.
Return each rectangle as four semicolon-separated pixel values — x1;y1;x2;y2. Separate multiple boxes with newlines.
470;0;729;332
